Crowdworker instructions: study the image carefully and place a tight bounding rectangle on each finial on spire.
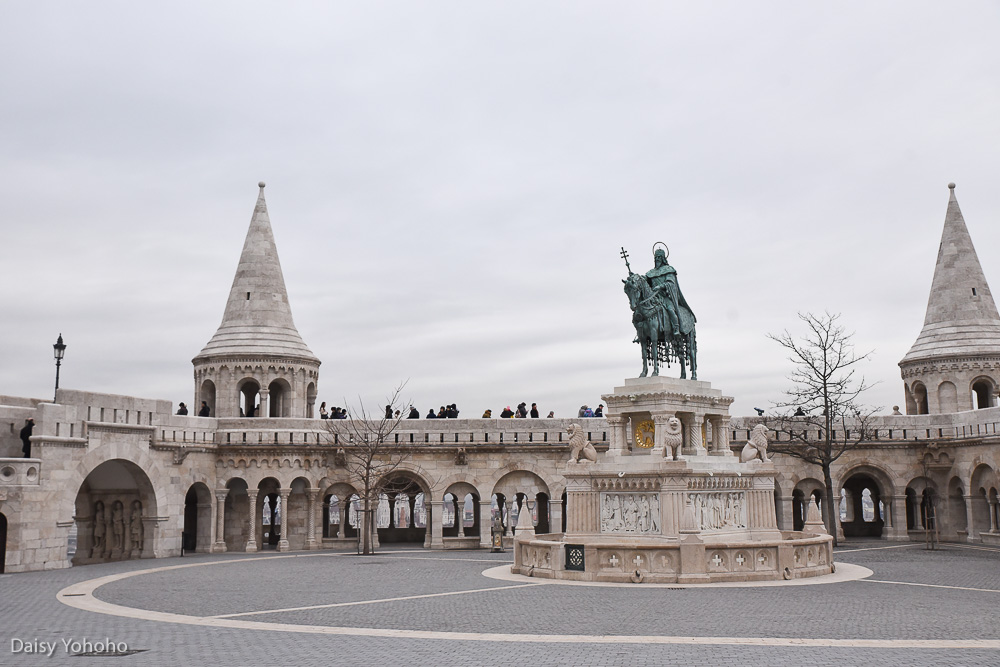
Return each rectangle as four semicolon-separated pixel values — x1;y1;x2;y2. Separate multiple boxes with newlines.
258;181;266;189
948;182;956;190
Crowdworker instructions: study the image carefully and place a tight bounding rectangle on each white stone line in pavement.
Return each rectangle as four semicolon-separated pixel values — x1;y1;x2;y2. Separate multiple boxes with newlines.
209;582;546;619
482;563;874;588
835;544;920;554
862;579;1000;593
944;543;1000;554
375;555;515;564
55;559;1000;649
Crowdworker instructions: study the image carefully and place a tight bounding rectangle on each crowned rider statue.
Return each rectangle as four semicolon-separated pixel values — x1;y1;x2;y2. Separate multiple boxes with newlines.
645;245;695;339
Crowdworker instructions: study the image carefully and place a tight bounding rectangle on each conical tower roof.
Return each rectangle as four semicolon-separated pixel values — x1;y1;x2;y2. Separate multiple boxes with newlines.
194;183;319;363
901;183;1000;365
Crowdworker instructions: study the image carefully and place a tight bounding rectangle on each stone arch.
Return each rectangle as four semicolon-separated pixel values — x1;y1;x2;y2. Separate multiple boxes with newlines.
970;464;997;539
910;381;928;415
268;378;293;418
251;477;283;550
443;481;481;539
284;476;312;550
238;377;261;417
904;476;937;531
947;475;968;538
492;470;551;537
378;470;432;545
183;482;213;554
199;379;216;417
321;481;358;540
306;382;317;418
791;478;824;531
838;464;895;539
971;376;997;410
72;459;158;565
223;477;249;552
938;380;958;414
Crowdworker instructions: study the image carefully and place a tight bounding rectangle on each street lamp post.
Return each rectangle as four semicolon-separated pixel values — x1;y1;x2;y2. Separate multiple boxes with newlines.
53;333;66;403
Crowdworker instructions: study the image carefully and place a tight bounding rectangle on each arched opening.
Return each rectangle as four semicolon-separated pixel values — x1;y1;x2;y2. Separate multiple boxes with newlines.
268;379;292;418
306;382;317;419
911;382;928;415
922;488;937;532
199;380;216;418
534;492;550;533
463;493;479;537
938;381;958;414
239;379;261;418
183;483;212;553
323;493;339;538
257;477;281;550
442;493;458;537
223;478;249;552
346;494;360;539
377;475;429;544
492;470;551;539
321;483;358;542
948;477;967;538
841;473;885;538
904;477;936;532
792;489;805;531
0;512;6;573
442;484;480;543
73;459;157;565
972;378;996;410
970;465;997;539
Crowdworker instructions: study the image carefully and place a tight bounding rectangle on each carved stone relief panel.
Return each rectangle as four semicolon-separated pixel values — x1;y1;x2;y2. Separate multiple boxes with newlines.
687;491;747;532
599;492;661;534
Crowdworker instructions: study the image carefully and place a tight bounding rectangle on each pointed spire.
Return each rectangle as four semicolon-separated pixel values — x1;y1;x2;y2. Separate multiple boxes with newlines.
194;183;318;363
901;183;1000;364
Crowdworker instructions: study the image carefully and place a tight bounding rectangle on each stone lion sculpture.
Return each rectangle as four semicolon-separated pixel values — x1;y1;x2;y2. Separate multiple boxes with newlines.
740;423;770;463
663;416;683;459
567;424;598;463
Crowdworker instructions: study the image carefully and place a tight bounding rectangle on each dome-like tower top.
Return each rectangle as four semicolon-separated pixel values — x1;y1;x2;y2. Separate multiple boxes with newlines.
194;182;318;364
901;183;1000;365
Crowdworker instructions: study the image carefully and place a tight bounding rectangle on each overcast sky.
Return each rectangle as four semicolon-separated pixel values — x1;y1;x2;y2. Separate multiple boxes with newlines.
2;2;999;419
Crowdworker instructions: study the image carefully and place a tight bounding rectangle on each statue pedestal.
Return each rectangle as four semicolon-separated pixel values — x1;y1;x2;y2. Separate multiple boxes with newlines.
512;377;833;584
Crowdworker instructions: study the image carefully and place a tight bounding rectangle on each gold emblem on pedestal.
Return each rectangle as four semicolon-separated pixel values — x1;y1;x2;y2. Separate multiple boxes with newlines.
634;420;655;449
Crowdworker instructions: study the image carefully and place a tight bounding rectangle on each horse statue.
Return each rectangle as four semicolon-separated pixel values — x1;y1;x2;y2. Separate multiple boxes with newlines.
621;246;698;380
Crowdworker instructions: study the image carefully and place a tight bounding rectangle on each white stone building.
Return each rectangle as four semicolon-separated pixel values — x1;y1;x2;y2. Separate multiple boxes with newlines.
0;183;997;573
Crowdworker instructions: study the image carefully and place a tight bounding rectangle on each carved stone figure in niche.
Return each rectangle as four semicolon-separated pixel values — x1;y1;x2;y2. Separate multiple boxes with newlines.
454;447;467;466
91;502;106;558
112;503;124;551
601;493;660;534
623;495;639;530
740;424;770;463
663;416;683;459
638;495;651;532
689;492;746;531
130;502;143;553
566;424;597;463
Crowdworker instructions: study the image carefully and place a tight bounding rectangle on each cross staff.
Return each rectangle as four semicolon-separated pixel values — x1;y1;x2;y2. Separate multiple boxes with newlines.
620;247;633;275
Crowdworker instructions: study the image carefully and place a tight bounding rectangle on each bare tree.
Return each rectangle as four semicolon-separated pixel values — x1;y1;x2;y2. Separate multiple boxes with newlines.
765;312;878;545
325;384;412;555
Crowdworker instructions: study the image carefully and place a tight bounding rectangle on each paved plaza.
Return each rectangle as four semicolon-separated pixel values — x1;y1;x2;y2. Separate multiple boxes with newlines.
0;542;998;666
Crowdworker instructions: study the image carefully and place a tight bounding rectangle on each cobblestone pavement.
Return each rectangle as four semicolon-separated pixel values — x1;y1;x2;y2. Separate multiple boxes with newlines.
1;541;998;666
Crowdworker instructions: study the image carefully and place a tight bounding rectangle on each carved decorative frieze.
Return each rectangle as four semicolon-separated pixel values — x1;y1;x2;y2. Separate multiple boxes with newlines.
686;491;746;531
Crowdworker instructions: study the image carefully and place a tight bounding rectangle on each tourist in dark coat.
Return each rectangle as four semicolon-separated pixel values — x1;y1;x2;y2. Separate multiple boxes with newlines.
20;418;34;458
176;403;188;415
500;406;514;418
427;408;437;419
407;406;419;419
530;403;539;418
199;401;211;417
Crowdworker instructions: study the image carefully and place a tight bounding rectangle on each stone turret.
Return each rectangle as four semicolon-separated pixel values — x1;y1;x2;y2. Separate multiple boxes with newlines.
899;183;1000;414
192;183;320;418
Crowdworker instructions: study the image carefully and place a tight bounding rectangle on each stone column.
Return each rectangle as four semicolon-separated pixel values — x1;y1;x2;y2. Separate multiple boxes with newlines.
989;499;999;534
680;413;706;456
213;489;228;553
478;500;492;549
337;505;347;539
277;489;291;551
259;388;270;419
306;488;319;550
504;500;514;537
431;498;445;548
245;489;259;552
605;415;626;456
709;416;730;455
550;499;564;534
778;495;794;531
965;495;978;541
